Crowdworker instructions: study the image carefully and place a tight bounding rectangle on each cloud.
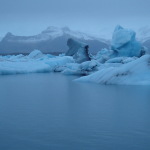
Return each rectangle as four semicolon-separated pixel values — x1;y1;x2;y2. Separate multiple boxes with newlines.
0;0;150;38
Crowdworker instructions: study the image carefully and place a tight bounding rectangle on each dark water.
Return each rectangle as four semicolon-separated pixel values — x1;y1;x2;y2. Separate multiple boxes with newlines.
0;73;150;150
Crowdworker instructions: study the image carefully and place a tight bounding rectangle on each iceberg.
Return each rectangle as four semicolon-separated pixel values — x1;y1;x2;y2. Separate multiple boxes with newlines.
0;25;150;85
95;48;114;63
65;38;91;63
0;50;74;75
28;50;44;59
61;60;99;75
105;56;137;64
111;25;142;57
76;55;150;85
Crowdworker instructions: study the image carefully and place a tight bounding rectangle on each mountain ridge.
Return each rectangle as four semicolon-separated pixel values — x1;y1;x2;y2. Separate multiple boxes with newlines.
0;26;109;54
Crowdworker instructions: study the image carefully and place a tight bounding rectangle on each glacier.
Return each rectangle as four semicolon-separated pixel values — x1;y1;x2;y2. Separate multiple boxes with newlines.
0;25;150;85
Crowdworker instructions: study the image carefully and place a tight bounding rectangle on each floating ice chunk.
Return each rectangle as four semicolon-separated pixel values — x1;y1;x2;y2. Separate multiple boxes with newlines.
37;54;56;61
111;25;142;57
0;61;51;75
122;57;137;64
76;55;150;85
28;50;44;59
79;60;99;71
66;38;90;63
62;60;99;75
95;48;114;63
106;57;126;63
63;68;88;75
106;57;137;64
62;63;87;75
45;56;74;71
0;54;25;62
141;46;150;55
0;52;74;75
95;48;114;58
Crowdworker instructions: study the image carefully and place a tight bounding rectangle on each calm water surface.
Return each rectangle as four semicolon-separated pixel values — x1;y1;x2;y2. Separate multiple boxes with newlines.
0;73;150;150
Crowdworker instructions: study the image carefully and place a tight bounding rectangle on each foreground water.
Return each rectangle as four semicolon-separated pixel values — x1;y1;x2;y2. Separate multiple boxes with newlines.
0;73;150;150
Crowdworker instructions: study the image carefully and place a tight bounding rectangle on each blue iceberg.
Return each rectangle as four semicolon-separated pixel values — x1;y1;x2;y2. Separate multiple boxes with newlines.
111;25;142;57
65;38;91;63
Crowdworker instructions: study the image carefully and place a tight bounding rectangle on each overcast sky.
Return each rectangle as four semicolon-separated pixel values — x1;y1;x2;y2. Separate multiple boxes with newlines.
0;0;150;38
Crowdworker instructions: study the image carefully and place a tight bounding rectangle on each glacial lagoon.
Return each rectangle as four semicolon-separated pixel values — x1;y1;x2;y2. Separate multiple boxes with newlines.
0;73;150;150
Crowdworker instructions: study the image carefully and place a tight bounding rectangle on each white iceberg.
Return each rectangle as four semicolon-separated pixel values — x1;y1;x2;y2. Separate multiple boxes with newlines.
0;50;74;75
28;50;44;59
76;55;150;85
62;60;99;75
54;60;99;75
105;56;137;64
94;48;114;63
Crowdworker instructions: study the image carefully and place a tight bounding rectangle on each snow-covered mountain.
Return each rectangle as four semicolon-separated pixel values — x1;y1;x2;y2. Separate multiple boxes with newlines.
0;26;109;54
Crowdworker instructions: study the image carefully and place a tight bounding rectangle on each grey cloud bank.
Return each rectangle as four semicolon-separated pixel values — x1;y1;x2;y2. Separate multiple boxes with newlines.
0;0;150;38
